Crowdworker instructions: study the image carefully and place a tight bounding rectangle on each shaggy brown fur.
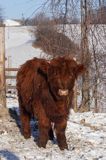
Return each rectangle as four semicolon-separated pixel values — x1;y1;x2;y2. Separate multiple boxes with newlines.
16;56;85;150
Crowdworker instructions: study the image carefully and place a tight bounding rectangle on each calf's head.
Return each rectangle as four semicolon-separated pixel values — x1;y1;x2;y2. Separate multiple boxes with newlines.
39;57;85;100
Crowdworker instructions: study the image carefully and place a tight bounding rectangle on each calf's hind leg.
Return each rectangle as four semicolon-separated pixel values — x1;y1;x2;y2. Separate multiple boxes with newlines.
19;99;31;139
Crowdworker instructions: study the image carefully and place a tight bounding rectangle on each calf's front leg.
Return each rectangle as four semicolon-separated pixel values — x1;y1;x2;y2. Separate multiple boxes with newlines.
55;119;68;150
38;118;51;148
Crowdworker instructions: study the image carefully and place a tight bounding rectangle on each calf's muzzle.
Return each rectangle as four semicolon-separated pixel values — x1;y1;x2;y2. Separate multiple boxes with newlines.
58;89;69;96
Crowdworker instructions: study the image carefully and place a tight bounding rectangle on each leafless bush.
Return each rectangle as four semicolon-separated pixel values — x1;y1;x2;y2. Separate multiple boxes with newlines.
90;5;106;24
33;14;80;57
0;6;3;26
25;12;50;26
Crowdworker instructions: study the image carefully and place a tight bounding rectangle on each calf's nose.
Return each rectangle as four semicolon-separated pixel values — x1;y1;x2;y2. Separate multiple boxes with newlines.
58;89;69;96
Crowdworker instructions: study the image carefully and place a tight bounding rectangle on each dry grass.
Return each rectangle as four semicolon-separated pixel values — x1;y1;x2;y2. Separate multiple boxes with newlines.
80;118;100;131
0;107;9;118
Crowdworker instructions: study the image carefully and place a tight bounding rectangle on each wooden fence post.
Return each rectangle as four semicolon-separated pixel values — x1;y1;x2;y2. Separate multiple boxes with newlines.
0;26;6;107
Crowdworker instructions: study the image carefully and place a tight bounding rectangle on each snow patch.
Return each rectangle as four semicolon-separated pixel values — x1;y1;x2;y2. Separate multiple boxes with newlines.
4;19;21;26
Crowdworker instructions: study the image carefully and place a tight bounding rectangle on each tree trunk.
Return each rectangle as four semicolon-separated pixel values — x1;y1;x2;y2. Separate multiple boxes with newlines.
80;0;91;111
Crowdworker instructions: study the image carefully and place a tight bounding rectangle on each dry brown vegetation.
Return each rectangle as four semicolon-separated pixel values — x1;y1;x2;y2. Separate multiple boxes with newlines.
33;24;80;57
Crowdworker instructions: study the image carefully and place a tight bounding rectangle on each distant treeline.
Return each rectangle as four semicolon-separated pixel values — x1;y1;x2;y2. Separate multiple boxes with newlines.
19;5;106;26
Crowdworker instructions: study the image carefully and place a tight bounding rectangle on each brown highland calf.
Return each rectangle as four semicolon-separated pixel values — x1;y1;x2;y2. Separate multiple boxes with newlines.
16;56;85;150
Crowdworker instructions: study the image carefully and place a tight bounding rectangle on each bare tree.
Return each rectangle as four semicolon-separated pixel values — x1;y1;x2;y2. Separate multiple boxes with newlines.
80;0;91;111
89;2;106;24
26;12;50;26
89;0;106;112
0;6;3;26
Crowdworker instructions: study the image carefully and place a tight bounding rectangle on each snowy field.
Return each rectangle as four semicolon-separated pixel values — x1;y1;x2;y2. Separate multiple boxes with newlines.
0;101;106;160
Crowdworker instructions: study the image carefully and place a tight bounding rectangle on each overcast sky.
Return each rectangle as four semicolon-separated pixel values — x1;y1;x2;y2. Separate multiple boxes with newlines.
0;0;44;19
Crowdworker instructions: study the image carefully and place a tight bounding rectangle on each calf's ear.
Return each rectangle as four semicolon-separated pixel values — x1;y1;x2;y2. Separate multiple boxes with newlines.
75;64;86;78
38;62;50;76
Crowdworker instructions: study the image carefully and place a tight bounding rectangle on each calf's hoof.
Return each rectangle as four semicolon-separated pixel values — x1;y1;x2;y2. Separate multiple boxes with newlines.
37;140;47;148
59;144;68;150
23;132;31;139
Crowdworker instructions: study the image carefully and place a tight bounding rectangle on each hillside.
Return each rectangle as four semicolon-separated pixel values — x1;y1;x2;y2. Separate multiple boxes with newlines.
5;26;48;68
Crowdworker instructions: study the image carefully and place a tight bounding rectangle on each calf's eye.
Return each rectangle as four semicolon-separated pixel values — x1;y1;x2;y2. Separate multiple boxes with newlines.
69;76;72;80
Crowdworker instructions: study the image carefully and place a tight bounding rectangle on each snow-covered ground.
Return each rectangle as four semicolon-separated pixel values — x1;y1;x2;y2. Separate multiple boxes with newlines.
5;26;48;68
0;99;106;160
